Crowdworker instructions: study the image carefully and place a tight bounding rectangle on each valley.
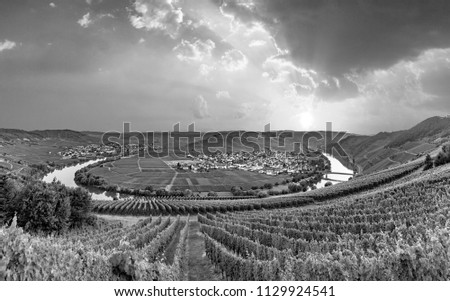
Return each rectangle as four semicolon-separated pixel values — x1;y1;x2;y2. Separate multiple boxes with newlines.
1;116;450;281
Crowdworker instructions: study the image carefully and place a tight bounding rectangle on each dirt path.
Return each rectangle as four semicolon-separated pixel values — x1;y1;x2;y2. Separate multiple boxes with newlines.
162;222;183;265
165;163;179;191
186;218;222;281
137;158;142;172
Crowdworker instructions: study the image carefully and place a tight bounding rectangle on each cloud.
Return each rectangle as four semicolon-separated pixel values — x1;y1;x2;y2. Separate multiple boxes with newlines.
262;55;317;86
216;91;231;99
77;12;114;28
49;2;56;8
261;53;358;102
314;76;358;102
324;47;450;131
220;49;248;71
249;40;266;47
129;0;184;39
193;95;210;119
216;0;450;76
234;102;253;119
0;40;16;52
173;39;215;63
219;0;268;33
199;64;215;76
77;13;92;28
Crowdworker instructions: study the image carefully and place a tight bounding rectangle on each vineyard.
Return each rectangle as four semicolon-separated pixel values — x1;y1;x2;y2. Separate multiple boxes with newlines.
3;157;450;281
198;170;450;280
0;215;190;280
90;160;423;216
91;196;314;216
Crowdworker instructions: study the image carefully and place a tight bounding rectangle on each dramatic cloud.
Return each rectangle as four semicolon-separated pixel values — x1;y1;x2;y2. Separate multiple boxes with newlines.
193;95;210;119
129;0;184;38
262;55;316;86
2;0;450;133
350;48;450;110
0;40;16;52
219;0;266;31
218;0;450;76
173;39;215;63
220;49;248;71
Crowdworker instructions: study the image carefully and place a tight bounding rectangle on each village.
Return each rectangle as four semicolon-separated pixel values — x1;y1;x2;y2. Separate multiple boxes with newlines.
58;144;118;160
169;150;330;176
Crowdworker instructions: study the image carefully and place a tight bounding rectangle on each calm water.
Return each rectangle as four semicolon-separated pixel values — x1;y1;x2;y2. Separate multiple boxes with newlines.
42;159;118;201
42;153;353;200
316;153;353;188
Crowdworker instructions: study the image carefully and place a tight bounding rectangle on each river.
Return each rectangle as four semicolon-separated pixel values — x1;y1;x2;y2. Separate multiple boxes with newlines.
42;153;354;200
42;159;118;201
316;153;354;188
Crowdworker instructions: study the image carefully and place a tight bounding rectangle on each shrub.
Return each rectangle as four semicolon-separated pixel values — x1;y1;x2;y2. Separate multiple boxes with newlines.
434;144;450;167
207;191;218;197
263;183;273;190
257;191;268;198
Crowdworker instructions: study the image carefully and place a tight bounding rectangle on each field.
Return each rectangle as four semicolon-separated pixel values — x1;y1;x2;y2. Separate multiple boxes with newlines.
89;156;289;193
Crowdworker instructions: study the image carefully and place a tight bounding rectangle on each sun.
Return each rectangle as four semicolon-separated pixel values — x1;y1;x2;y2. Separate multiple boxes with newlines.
298;111;314;130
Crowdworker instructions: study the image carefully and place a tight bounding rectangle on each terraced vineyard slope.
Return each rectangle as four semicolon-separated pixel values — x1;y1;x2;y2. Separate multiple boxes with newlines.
198;168;450;280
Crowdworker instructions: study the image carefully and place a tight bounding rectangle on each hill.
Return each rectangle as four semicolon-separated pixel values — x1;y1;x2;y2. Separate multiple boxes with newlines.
387;116;450;147
0;128;101;144
341;116;450;173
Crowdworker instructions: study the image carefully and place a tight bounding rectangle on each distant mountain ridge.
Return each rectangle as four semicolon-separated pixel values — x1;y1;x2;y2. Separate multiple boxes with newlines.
0;128;102;144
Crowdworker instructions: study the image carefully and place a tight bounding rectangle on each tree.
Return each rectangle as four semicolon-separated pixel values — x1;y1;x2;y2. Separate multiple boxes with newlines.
231;186;244;196
156;189;168;197
68;187;92;228
6;181;72;233
183;189;193;197
424;154;433;170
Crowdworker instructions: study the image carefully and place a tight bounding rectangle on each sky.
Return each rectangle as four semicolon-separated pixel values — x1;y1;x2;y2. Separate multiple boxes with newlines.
1;0;450;134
